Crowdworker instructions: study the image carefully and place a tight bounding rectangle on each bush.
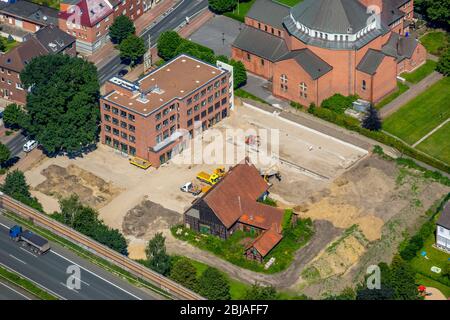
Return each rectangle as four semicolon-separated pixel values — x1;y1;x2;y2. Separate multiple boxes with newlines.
321;94;358;114
196;267;231;300
170;257;198;290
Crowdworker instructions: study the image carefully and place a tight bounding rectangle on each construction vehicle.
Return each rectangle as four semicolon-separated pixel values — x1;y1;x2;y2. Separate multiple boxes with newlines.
196;171;221;185
180;182;202;196
260;165;281;182
213;166;226;177
9;225;50;254
129;157;152;169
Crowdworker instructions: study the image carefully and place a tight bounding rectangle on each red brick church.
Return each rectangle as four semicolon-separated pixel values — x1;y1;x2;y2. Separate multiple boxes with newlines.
232;0;426;106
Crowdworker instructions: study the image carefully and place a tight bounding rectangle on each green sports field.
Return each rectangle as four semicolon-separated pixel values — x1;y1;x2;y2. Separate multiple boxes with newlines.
416;121;450;165
383;77;450;146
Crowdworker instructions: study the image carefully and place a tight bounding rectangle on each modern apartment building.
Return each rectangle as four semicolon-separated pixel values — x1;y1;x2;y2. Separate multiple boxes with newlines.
100;54;234;167
58;0;143;55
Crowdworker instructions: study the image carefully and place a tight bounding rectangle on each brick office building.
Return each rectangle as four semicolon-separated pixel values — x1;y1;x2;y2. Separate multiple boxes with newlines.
100;54;233;167
0;25;76;105
232;0;426;106
58;0;144;55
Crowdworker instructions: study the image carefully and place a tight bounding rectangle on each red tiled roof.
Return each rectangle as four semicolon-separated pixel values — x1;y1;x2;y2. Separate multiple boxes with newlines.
239;201;284;231
246;228;283;257
59;0;113;28
202;159;270;229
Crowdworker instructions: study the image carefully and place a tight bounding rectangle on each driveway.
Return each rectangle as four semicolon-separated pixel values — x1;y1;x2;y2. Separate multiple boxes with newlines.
243;73;290;108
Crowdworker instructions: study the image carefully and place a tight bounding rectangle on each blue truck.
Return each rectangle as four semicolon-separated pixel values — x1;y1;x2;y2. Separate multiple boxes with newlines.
9;225;51;255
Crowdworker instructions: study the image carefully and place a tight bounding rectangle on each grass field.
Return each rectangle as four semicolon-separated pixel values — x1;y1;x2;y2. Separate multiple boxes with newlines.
416;121;450;165
401;60;437;84
30;0;60;9
275;0;303;6
376;82;409;110
420;31;449;56
383;77;450;145
224;0;302;22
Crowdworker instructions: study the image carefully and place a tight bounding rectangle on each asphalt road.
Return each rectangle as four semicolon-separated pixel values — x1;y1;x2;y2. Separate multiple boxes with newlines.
5;132;27;159
98;0;209;84
0;279;31;300
0;215;159;300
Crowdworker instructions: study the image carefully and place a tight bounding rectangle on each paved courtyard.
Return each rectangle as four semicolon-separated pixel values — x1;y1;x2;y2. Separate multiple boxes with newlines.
189;15;243;57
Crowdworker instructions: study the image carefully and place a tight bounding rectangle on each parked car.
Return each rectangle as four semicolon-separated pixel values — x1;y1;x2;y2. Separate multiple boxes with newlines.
23;140;38;153
118;69;128;77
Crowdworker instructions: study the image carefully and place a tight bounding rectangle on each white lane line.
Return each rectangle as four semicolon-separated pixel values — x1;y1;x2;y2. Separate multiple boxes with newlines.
19;248;38;258
60;282;80;294
0;222;10;229
0;281;31;300
0;261;66;300
50;250;142;300
8;254;26;265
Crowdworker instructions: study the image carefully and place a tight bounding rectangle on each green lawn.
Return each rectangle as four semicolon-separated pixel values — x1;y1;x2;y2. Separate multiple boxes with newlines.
376;82;409;110
224;0;302;22
415;273;450;298
420;31;449;56
1;37;18;53
401;60;437;84
383;77;450;145
410;234;450;296
30;0;60;9
275;0;303;6
416;121;450;165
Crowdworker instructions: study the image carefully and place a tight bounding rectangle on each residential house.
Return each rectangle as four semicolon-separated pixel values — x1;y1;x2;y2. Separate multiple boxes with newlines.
436;201;450;252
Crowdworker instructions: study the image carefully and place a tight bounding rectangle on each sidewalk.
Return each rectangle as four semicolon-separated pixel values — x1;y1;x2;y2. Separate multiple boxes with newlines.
380;71;443;119
178;9;214;38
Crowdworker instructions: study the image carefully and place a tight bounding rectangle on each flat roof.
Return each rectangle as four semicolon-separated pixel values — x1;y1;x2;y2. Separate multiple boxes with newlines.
104;55;227;116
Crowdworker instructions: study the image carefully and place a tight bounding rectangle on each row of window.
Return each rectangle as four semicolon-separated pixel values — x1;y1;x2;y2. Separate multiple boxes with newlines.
103;114;136;132
257;22;282;37
103;103;136;122
187;96;227;116
186;78;227;105
0;77;23;90
155;125;177;144
104;125;136;143
155;103;177;121
105;136;136;156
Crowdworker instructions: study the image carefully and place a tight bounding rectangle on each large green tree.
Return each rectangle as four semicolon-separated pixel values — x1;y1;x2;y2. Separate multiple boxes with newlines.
20;54;100;155
58;194;128;255
170;258;198;290
208;0;237;13
146;232;171;276
1;170;43;212
196;267;230;300
0;143;11;165
230;60;247;89
119;35;146;66
437;49;450;76
109;15;136;44
3;104;27;129
416;0;450;28
157;31;183;61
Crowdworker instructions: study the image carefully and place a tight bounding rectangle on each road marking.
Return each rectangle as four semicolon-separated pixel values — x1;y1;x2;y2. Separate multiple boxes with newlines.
60;282;80;294
0;281;31;300
0;222;10;229
8;254;26;265
0;261;66;300
20;247;38;258
50;250;142;300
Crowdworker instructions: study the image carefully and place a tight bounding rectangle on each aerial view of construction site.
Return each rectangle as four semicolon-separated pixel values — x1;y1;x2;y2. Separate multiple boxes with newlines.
0;0;449;311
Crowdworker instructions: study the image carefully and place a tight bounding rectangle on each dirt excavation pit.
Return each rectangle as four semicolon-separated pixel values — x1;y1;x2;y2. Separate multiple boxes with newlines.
122;198;182;238
35;164;122;209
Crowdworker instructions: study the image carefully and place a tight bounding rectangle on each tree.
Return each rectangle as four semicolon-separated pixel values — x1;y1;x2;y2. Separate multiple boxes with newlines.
20;54;100;155
58;194;128;255
109;15;136;44
385;256;418;300
0;38;5;53
146;233;171;276
3;104;27;129
415;0;450;29
437;49;450;76
243;283;279;300
362;105;382;131
230;60;247;89
1;170;43;212
208;0;237;14
170;258;198;290
119;35;146;66
0;143;11;165
157;31;183;61
196;267;230;300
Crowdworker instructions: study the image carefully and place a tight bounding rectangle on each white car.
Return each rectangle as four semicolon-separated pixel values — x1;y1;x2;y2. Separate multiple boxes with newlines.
23;140;38;153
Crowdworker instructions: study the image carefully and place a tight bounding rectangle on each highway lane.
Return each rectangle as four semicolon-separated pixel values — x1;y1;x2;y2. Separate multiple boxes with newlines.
98;0;209;84
0;279;31;300
0;215;159;300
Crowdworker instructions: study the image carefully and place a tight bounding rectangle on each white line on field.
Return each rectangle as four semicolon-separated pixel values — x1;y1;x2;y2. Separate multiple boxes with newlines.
412;118;450;148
